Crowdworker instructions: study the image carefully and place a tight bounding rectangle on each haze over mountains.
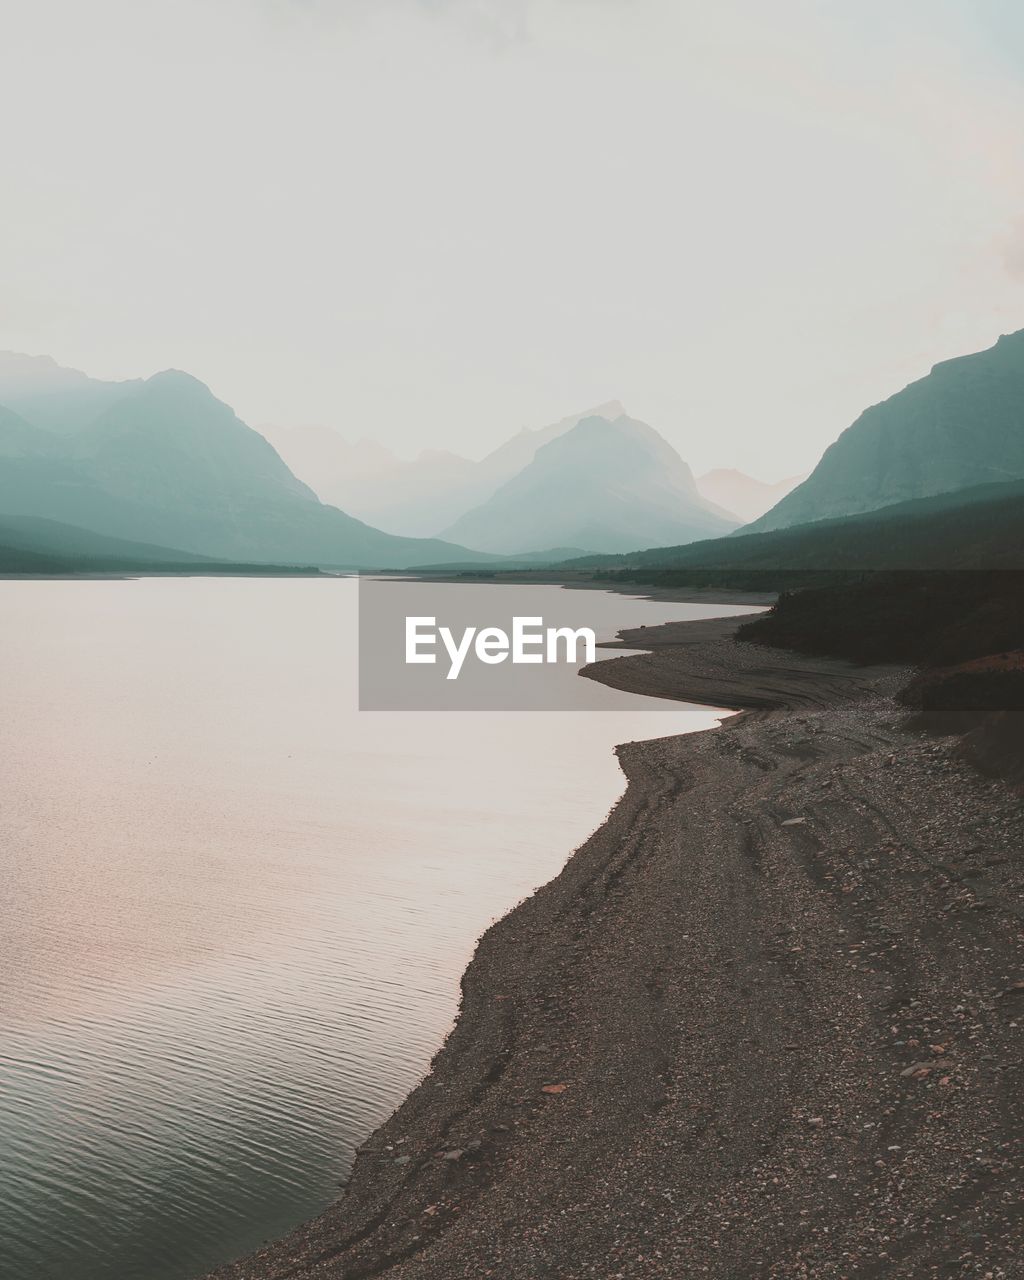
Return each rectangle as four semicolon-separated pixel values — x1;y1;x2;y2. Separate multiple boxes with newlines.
441;414;737;554
555;327;1024;577
0;352;141;433
0;363;752;566
0;355;491;569
3;324;1022;574
697;469;806;524
748;329;1024;533
262;401;631;539
265;402;795;549
256;322;1024;556
0;358;747;567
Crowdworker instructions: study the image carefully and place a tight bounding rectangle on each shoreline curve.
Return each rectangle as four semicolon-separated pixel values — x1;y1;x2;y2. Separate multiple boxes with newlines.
204;613;1024;1279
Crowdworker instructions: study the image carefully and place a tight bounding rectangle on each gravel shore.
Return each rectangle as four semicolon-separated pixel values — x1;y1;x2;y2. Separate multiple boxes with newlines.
204;617;1023;1279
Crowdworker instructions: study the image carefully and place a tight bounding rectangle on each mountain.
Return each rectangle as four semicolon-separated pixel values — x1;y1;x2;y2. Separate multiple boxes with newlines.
748;330;1024;533
696;468;806;523
263;400;628;537
440;413;738;555
473;400;627;492
0;356;494;569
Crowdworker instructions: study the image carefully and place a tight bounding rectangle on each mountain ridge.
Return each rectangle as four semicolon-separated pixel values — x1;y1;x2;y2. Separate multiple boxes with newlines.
441;413;738;555
0;355;494;569
262;400;630;537
749;329;1024;532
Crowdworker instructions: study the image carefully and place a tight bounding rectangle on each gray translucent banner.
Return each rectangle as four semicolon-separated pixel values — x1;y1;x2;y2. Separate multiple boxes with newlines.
358;577;750;711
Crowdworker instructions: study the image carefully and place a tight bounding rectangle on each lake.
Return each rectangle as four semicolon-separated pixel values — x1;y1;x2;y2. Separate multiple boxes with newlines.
0;577;750;1280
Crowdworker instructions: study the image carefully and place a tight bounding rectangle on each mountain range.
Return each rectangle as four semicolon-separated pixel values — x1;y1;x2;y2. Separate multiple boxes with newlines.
0;362;751;566
264;403;793;550
261;401;632;538
0;356;493;569
5;324;1023;574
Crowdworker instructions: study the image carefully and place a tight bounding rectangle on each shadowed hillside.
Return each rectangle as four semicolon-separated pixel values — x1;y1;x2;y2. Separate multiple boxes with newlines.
561;480;1024;580
0;513;320;576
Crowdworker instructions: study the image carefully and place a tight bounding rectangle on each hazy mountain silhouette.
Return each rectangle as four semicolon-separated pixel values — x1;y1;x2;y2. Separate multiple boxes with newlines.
264;400;628;537
0;357;494;568
473;400;627;493
0;352;140;434
440;414;737;555
748;330;1024;532
697;468;806;523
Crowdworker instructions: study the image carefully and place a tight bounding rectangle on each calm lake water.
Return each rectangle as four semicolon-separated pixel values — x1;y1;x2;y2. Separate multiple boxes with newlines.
0;577;749;1280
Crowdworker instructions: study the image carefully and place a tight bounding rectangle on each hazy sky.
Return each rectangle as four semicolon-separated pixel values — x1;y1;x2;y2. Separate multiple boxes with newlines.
2;0;1023;477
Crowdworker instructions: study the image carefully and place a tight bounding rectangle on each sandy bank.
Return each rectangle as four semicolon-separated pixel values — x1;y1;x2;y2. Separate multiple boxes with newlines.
204;617;1024;1279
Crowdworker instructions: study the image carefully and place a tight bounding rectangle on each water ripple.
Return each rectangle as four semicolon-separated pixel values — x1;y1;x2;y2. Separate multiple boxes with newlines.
0;578;731;1280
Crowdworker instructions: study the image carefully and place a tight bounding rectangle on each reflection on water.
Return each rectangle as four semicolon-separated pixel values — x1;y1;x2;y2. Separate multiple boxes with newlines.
0;578;744;1279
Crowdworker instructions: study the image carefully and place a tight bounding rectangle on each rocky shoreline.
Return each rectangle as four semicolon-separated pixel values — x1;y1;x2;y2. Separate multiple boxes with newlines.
204;616;1023;1279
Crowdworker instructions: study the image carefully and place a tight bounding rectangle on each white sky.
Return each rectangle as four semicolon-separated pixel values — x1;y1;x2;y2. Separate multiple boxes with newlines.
2;0;1023;477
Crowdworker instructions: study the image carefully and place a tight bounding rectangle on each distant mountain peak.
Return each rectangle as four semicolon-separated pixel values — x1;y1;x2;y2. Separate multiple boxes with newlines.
0;350;95;387
0;351;143;435
441;410;736;555
258;399;635;542
144;368;214;395
510;400;626;438
582;398;627;420
0;350;62;370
